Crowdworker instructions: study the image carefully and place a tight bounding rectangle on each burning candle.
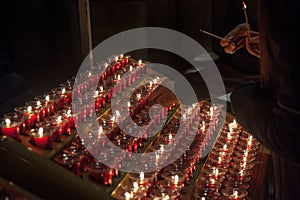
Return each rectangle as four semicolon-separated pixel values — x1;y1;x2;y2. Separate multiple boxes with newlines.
139;172;145;184
30;127;51;149
229;190;239;200
209;177;216;188
166;133;173;144
15;105;39;128
0;118;21;140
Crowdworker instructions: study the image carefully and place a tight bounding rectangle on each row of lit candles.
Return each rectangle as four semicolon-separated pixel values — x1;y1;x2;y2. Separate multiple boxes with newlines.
194;120;260;200
113;103;224;199
0;55;144;149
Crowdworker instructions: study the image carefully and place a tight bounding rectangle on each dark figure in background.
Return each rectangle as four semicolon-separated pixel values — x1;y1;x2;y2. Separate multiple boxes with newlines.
221;0;300;199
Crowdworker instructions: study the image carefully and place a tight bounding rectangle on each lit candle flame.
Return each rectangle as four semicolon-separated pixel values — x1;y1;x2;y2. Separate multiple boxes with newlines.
100;86;104;92
242;1;247;9
162;195;170;200
45;95;50;102
139;172;144;181
114;56;118;62
99;126;103;134
133;182;139;192
119;54;124;59
127;102;131;108
232;190;239;198
149;81;153;88
38;127;44;137
57;116;62;122
240;169;244;177
138;60;142;65
27;106;32;113
218;157;222;164
37;101;41;106
227;132;232;140
223;144;227;150
174;175;179;185
115;110;120;118
129;65;133;71
117;74;121;80
210;178;215;185
168;133;173;140
67;109;72;116
124;192;131;200
136;93;141;100
159;145;165;153
5;118;11;125
215;168;219;177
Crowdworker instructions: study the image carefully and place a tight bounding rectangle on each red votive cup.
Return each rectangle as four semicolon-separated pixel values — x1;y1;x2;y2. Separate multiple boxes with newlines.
0;117;23;141
28;127;53;149
14;106;39;128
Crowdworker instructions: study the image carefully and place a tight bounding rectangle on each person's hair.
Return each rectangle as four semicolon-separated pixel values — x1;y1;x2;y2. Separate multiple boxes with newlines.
259;0;300;89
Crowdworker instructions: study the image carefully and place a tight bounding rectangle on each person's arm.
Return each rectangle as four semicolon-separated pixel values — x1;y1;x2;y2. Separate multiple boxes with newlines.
230;82;300;164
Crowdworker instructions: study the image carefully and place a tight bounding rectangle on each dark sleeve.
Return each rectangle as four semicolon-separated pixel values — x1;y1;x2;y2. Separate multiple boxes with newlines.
230;82;300;164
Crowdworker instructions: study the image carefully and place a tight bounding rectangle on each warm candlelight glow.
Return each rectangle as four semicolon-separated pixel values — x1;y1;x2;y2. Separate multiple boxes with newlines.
223;144;227;150
124;192;131;200
114;56;118;63
127;102;131;108
210;178;215;185
218;157;222;165
232;190;239;198
38;127;44;137
239;169;244;177
138;60;142;65
133;182;139;192
136;93;141;100
242;1;247;9
57;116;62;123
99;126;103;134
62;87;66;94
162;195;170;200
117;74;121;80
115;110;120;118
129;65;133;71
168;133;173;141
174;175;179;185
5;118;11;126
227;132;232;140
27;106;32;113
67;109;72;116
37;101;41;106
139;172;144;182
45;95;50;102
100;86;104;92
215;168;219;177
149;81;153;88
120;54;124;59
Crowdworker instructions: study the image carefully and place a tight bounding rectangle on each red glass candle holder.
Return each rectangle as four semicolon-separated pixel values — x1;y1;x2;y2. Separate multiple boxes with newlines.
28;127;53;149
0;117;22;141
14;106;39;128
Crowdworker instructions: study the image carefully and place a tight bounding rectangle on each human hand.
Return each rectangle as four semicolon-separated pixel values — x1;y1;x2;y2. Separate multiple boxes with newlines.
246;31;261;58
220;23;260;58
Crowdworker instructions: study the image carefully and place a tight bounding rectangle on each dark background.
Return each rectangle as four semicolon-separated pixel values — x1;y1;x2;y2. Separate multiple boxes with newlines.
0;0;258;115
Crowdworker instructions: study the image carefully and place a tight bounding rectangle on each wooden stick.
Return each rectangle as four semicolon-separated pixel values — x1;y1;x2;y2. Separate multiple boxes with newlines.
242;1;251;40
200;29;228;41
